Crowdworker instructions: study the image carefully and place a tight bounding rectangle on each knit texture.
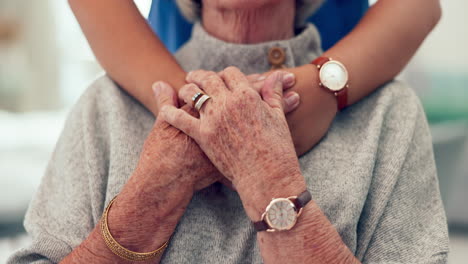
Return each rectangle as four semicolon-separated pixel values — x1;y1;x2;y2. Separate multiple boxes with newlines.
8;24;449;263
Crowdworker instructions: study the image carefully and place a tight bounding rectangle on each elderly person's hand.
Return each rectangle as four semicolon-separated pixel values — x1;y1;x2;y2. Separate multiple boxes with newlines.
60;82;224;264
159;67;361;264
150;71;298;116
160;67;307;219
245;67;337;156
133;81;221;192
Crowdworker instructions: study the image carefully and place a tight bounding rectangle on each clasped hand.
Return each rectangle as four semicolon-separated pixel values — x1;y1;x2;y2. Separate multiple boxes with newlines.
138;67;306;219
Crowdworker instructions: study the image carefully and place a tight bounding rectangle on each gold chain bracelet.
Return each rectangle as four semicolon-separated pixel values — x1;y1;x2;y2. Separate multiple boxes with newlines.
100;197;169;261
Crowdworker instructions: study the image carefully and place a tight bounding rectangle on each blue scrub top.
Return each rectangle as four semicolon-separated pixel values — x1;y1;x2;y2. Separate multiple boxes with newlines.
148;0;369;53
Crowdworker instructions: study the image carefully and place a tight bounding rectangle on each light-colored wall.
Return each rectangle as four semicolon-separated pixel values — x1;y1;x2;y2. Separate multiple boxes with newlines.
408;0;468;73
0;0;152;112
0;0;59;111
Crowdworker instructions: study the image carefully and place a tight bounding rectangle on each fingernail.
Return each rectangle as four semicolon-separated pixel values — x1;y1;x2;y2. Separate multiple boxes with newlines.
257;75;267;81
285;92;300;107
152;82;162;97
283;73;295;87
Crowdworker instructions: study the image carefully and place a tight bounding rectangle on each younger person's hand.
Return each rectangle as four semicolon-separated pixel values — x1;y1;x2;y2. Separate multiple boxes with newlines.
246;65;337;156
186;70;300;114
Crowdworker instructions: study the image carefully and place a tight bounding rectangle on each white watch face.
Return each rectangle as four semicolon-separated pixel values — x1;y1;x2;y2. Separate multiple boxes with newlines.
265;198;297;231
320;61;349;92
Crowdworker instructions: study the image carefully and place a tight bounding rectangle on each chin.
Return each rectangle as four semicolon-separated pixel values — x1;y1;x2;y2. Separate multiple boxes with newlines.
205;0;287;10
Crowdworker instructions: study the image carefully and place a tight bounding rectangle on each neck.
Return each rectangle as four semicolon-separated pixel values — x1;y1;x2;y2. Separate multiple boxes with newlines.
201;1;295;44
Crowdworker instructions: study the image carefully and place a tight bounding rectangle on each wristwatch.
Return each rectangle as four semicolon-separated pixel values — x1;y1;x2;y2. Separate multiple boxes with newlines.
253;190;312;232
311;57;349;111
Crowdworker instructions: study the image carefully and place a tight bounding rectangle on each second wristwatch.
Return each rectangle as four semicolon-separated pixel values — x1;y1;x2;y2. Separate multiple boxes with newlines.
311;57;349;111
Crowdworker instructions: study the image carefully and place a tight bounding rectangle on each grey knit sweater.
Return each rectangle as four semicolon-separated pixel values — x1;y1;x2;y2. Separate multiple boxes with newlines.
8;24;449;263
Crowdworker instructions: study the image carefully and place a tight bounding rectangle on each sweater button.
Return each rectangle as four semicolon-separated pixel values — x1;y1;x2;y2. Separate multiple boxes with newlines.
268;46;286;70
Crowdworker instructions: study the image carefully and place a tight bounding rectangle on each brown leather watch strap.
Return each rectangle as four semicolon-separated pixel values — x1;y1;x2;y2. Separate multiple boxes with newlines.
292;190;312;209
253;220;269;232
253;190;312;232
311;56;330;68
335;88;348;112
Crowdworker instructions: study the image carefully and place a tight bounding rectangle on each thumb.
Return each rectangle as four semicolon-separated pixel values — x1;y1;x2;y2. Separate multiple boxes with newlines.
152;81;178;112
261;71;284;111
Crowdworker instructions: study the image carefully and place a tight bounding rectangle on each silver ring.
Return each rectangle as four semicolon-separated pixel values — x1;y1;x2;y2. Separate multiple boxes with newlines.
191;92;204;105
194;95;211;112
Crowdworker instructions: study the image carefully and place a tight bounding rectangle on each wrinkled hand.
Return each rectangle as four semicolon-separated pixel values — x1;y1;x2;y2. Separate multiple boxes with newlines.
152;69;299;114
135;82;221;192
160;67;303;192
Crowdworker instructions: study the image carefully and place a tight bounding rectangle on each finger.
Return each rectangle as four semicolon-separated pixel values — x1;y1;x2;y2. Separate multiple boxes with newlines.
219;66;250;91
282;72;296;89
283;91;300;114
178;83;205;107
159;105;201;140
261;71;284;111
187;70;226;95
152;81;178;112
251;79;265;93
250;71;294;93
246;73;263;83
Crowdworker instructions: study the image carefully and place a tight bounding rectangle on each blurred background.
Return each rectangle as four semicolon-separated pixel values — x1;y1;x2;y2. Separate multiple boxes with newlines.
0;0;467;263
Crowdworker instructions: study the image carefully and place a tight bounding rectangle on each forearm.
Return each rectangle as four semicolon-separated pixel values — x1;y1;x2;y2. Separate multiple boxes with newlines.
258;201;359;264
287;0;441;155
69;0;186;115
323;0;441;104
61;167;194;263
237;172;359;264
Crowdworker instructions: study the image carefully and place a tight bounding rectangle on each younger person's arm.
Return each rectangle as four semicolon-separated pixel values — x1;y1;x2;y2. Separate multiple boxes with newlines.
286;0;442;154
68;0;186;114
69;0;299;114
69;0;441;155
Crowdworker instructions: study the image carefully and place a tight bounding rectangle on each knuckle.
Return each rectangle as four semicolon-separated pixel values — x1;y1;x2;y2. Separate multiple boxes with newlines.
187;83;200;91
205;71;218;80
173;109;184;119
159;105;170;115
225;66;240;73
244;89;258;99
202;74;220;87
205;71;217;77
181;84;200;102
189;70;206;81
179;84;191;96
223;66;240;77
159;95;171;105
